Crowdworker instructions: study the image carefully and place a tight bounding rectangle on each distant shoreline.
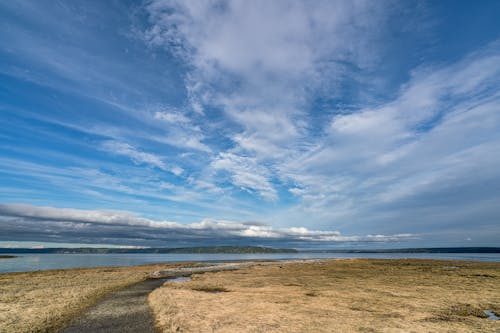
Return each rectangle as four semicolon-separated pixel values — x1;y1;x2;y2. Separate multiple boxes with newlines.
0;255;17;259
302;247;500;254
0;245;298;254
0;246;499;254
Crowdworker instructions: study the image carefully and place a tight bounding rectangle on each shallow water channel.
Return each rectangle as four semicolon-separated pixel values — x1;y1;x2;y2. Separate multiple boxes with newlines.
166;276;192;283
484;310;499;320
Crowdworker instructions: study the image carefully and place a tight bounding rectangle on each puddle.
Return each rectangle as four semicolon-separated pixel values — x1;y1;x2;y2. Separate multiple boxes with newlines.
484;310;499;321
166;276;192;283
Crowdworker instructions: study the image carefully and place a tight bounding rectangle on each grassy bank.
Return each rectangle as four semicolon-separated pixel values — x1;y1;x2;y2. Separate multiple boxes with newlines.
0;263;176;333
149;259;500;332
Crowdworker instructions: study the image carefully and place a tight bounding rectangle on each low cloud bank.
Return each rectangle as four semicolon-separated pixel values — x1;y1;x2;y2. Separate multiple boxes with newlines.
0;203;415;247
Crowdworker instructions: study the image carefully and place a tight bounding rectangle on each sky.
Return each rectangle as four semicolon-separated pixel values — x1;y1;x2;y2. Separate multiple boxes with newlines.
1;0;499;249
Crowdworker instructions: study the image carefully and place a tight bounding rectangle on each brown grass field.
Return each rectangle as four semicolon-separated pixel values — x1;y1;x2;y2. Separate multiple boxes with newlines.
0;263;177;333
149;259;500;333
1;259;499;333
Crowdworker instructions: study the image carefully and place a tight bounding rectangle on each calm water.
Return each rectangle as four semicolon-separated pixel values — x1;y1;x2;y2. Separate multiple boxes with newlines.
1;252;499;273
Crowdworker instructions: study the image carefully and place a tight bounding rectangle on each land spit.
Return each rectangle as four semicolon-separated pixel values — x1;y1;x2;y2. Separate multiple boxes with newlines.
59;261;290;333
0;255;17;259
149;259;500;333
149;260;303;278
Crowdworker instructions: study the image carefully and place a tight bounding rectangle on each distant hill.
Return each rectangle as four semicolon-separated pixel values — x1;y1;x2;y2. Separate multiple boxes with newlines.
1;246;498;254
163;246;298;254
0;246;298;254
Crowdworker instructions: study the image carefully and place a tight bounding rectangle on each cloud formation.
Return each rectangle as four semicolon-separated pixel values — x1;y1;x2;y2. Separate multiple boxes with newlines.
143;0;391;160
0;204;415;247
278;42;500;229
1;1;500;247
139;1;500;242
101;140;167;170
211;152;277;200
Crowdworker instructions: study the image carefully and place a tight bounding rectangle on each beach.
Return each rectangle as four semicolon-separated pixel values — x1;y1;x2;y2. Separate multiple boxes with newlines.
1;259;499;333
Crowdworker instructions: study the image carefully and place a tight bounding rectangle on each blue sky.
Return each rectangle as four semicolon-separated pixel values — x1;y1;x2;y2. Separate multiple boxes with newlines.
1;0;499;249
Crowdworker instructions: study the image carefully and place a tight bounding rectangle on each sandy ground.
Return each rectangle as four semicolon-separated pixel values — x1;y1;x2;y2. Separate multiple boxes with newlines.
2;259;499;333
0;260;276;333
0;263;178;333
149;259;500;333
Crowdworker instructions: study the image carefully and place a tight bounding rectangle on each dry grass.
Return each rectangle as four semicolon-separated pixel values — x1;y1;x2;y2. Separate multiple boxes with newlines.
0;263;178;333
149;259;500;333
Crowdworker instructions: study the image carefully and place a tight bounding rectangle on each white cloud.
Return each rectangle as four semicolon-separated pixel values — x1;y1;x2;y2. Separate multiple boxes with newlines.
211;152;277;201
139;0;405;214
170;166;184;176
277;43;500;229
0;203;416;244
101;140;168;170
100;140;187;177
147;105;213;152
143;0;392;161
154;110;191;123
145;0;386;79
150;133;212;153
143;36;500;233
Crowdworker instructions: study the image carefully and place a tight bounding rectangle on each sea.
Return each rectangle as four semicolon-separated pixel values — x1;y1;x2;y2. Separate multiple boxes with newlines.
1;252;499;274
